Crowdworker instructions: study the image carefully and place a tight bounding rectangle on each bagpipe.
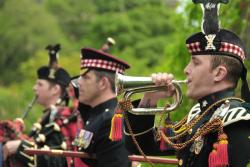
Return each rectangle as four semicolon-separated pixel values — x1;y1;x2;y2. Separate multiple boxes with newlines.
0;119;30;144
0;95;38;143
0;44;80;167
0;97;37;167
11;38;114;165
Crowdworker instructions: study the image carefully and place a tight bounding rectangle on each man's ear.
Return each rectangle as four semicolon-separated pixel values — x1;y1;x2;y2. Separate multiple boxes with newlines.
51;84;61;95
213;65;228;82
98;77;109;90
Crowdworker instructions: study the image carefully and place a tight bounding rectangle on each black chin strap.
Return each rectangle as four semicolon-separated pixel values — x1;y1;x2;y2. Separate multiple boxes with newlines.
241;66;250;103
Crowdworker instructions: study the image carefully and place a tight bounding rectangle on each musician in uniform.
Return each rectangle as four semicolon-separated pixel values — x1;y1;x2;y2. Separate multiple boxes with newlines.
124;1;250;167
72;47;131;167
2;45;88;167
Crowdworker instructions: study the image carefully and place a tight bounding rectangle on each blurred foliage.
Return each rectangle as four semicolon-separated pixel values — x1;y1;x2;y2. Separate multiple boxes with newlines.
0;0;249;166
0;0;69;84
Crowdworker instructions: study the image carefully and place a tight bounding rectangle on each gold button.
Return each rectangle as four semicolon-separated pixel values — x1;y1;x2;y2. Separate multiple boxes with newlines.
178;159;183;166
188;128;193;134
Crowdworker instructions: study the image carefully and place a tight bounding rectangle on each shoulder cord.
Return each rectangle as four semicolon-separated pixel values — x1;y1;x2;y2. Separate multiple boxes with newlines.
159;97;244;150
120;98;155;166
123;126;154;137
124;111;155;167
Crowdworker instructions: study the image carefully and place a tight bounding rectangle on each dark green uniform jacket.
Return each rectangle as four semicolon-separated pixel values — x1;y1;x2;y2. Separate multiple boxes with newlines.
125;89;250;167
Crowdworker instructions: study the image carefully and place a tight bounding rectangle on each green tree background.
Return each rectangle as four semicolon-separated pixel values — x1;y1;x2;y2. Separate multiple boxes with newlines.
0;0;249;166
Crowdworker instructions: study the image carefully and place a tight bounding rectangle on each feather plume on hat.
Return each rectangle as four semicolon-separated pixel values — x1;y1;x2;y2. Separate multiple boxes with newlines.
193;0;229;35
37;44;71;87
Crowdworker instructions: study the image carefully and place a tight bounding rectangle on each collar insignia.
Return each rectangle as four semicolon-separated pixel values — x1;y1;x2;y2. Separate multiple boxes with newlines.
202;100;208;107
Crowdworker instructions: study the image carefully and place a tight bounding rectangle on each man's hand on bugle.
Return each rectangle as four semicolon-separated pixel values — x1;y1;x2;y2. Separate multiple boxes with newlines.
139;73;176;107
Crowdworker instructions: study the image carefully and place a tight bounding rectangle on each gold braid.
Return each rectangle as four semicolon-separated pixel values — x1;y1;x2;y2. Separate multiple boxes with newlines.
161;118;222;150
172;115;188;130
119;99;155;167
160;97;244;150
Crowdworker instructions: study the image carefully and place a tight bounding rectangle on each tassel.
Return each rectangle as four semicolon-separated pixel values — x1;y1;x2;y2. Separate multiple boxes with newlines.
159;127;174;151
216;133;229;166
159;114;174;151
109;108;123;141
209;133;229;167
209;143;218;167
159;127;167;151
165;114;174;138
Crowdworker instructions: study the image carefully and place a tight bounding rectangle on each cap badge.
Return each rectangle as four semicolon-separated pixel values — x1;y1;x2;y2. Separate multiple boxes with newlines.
205;34;216;50
205;2;216;10
49;69;56;79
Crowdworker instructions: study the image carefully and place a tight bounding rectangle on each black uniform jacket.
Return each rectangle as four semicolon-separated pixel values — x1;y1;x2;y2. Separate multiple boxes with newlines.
78;98;130;167
125;89;250;167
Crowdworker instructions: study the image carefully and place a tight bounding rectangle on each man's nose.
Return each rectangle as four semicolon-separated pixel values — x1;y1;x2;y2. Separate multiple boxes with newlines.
184;64;190;75
32;84;37;91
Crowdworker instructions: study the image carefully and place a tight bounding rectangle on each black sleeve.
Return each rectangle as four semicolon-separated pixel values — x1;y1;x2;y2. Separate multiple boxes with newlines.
95;118;130;167
224;120;250;167
124;100;175;156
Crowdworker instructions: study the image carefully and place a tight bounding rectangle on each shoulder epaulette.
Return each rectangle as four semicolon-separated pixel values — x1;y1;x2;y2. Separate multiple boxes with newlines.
187;103;201;123
211;101;250;126
221;104;250;126
187;102;250;126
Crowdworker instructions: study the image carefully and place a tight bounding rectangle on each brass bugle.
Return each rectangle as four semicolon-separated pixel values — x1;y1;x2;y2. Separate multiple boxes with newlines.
115;73;187;115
